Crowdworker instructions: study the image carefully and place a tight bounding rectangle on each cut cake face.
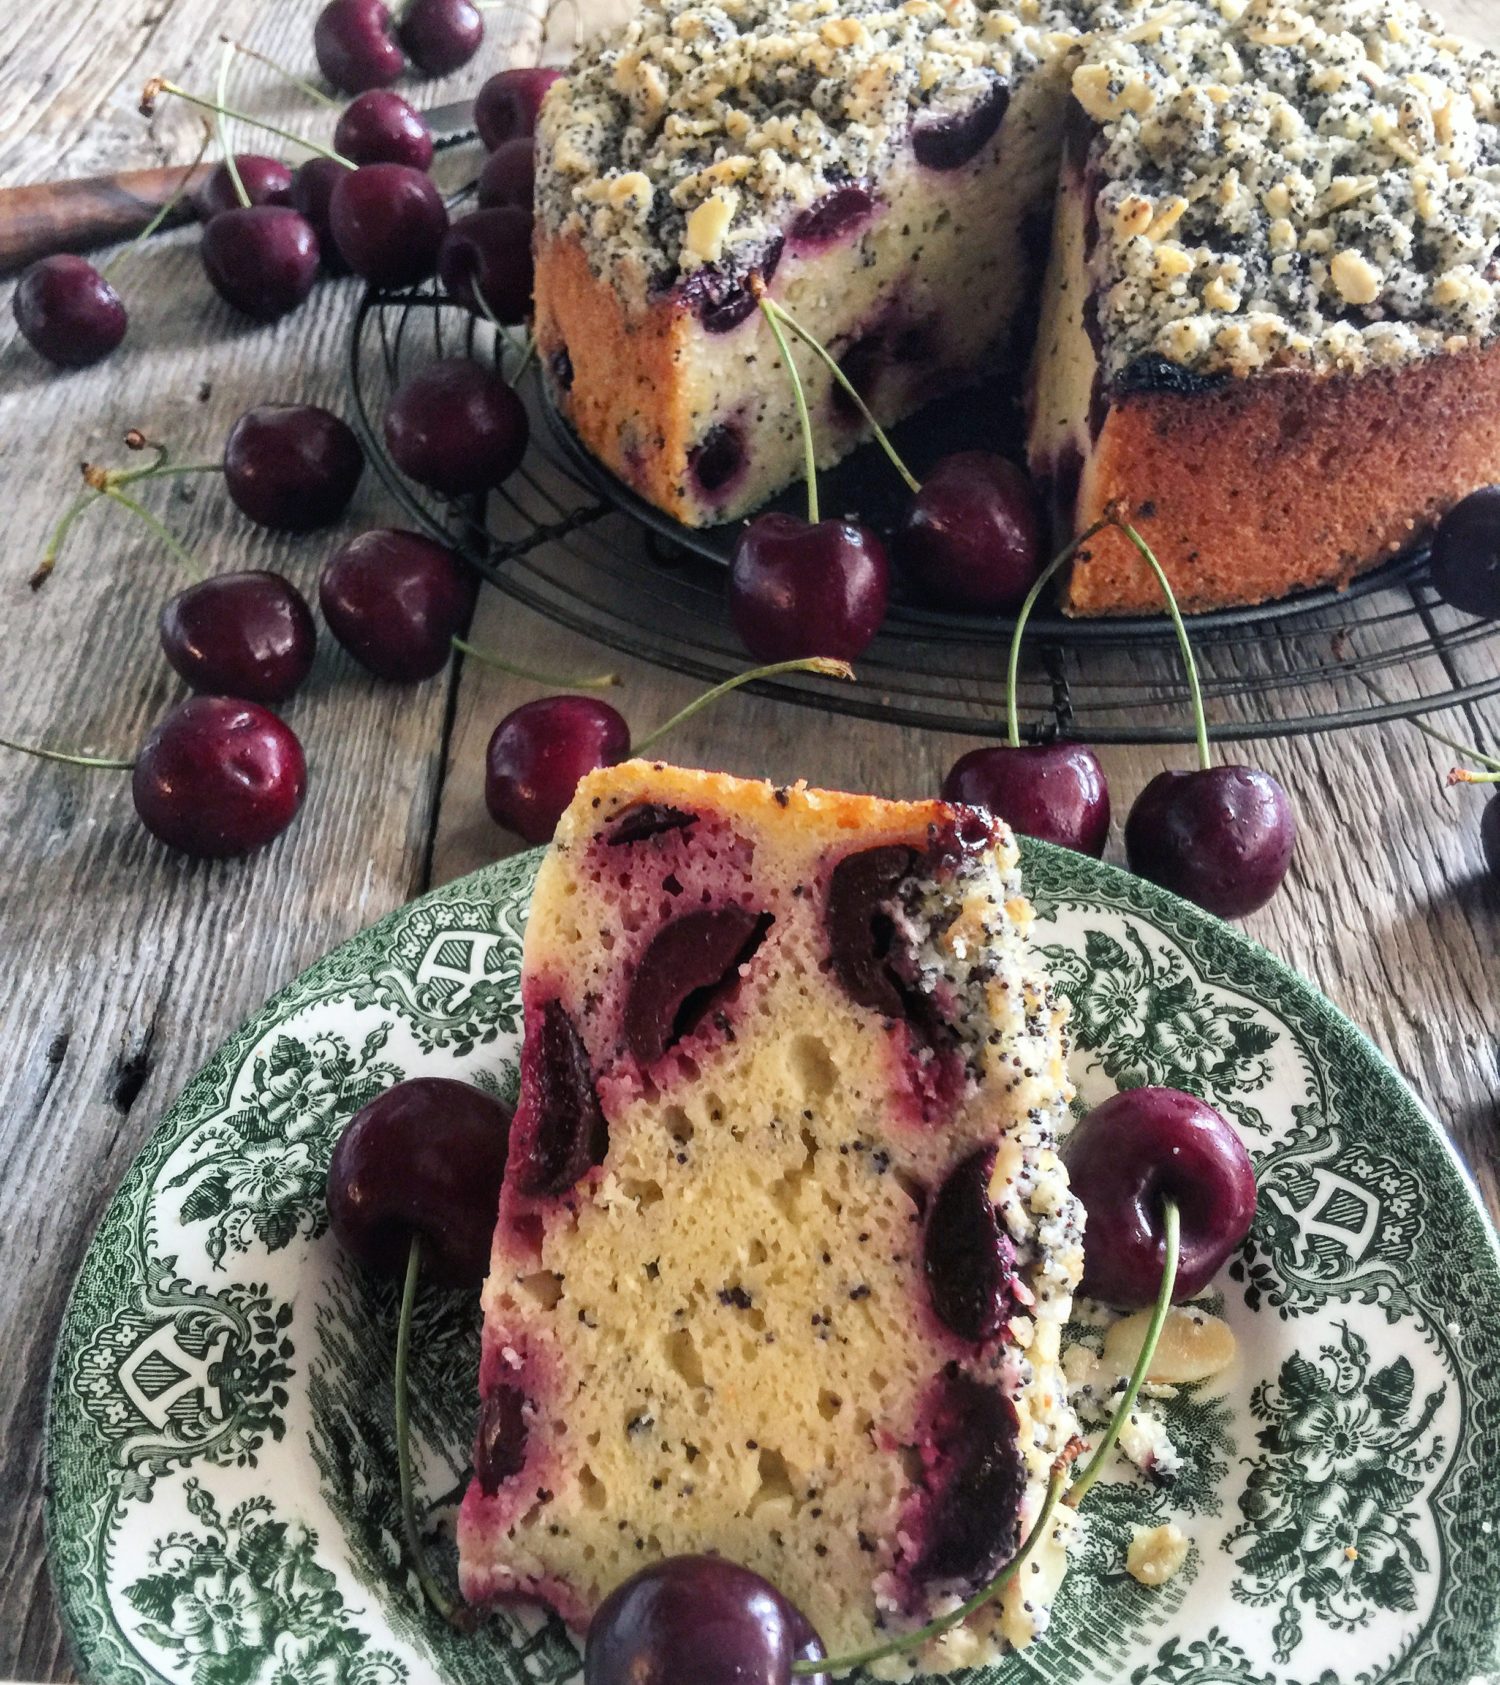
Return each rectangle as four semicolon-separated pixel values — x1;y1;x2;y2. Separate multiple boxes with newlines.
458;762;1084;1675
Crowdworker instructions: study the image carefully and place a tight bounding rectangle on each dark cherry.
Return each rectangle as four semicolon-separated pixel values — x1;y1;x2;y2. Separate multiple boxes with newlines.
729;513;890;661
688;423;745;498
923;1146;1018;1344
679;240;782;334
789;185;874;249
476;138;536;210
159;571;316;703
398;0;484;75
334;90;435;170
1063;1086;1257;1307
290;158;352;274
314;0;405;93
624;907;772;1065
1483;793;1500;882
320;528;476;681
911;78;1010;170
131;696;306;857
327;1077;513;1287
825;843;915;1019
511;999;610;1196
475;66;561;150
329;163;449;288
484;695;629;842
1429;485;1500;618
12;255;126;367
384;356;529;494
585;1555;825;1685
191;155;293;221
438;207;534;323
474;1382;529;1492
1125;765;1295;918
941;742;1111;856
895;451;1042;612
223;403;365;532
200;205;320;321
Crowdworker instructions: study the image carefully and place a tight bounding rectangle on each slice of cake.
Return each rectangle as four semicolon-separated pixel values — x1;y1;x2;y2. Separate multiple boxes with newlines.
458;762;1084;1675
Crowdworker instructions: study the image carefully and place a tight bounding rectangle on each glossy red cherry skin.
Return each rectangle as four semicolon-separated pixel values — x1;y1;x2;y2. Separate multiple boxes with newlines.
191;156;293;221
223;403;365;532
475;67;561;149
384;357;530;495
200;206;320;321
485;696;630;843
1482;794;1500;882
730;513;890;661
895;452;1042;612
439;207;534;323
320;528;476;681
314;0;405;93
159;571;317;703
132;696;306;858
585;1556;826;1685
12;255;127;367
327;1077;513;1287
290;158;352;275
334;91;435;170
1063;1086;1257;1307
476;138;535;210
398;0;484;74
1125;765;1295;918
942;742;1110;856
329;163;449;288
1429;486;1500;619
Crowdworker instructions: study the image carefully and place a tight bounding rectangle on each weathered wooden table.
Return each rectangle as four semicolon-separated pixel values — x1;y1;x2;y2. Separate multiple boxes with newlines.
1;0;1496;1675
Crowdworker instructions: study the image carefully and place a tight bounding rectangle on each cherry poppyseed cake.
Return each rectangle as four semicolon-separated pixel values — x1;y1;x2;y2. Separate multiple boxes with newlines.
457;762;1085;1675
533;0;1500;614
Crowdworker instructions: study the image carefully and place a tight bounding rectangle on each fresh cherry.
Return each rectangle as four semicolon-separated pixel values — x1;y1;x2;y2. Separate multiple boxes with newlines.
1483;792;1500;881
398;0;484;75
1429;485;1500;618
191;155;293;221
320;528;476;681
474;67;560;150
12;255;126;367
290;158;352;274
132;696;306;857
941;742;1110;856
334;90;434;170
895;452;1042;612
438;207;534;323
584;1556;825;1685
485;696;629;842
159;571;317;702
384;357;529;494
730;514;889;661
1125;766;1295;918
327;1077;512;1287
1062;1086;1257;1307
330;162;449;287
476;138;535;210
223;403;365;531
314;0;405;93
200;205;320;321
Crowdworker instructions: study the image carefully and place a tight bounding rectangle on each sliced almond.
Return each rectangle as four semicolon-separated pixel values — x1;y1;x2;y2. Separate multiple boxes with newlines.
1103;1305;1238;1385
1126;1522;1190;1587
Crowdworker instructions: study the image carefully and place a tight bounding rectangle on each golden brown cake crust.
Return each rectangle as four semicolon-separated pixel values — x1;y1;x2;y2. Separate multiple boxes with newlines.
1064;339;1500;616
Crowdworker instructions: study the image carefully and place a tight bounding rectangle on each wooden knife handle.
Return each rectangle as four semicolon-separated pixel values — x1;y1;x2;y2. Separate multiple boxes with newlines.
0;165;213;277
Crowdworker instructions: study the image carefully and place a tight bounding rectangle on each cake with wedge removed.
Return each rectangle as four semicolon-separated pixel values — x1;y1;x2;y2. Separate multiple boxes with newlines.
457;762;1085;1674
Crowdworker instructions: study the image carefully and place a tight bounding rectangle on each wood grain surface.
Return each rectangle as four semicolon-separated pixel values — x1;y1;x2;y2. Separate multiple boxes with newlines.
1;1;1497;1678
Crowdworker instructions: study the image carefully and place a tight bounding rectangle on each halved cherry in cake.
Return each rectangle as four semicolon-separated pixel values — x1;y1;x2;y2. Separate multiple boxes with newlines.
688;423;747;500
606;802;698;845
825;844;916;1018
911;79;1010;170
924;1147;1020;1343
474;1381;530;1493
511;1000;611;1197
681;240;783;334
624;906;773;1065
789;185;874;251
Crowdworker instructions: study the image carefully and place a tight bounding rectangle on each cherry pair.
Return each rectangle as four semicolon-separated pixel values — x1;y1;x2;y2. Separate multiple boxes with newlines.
315;0;484;91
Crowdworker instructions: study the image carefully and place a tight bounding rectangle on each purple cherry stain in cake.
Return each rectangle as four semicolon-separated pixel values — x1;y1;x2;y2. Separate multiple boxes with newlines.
688;422;747;501
789;185;875;252
924;1147;1021;1343
625;906;773;1065
474;1382;529;1493
511;999;610;1197
912;78;1010;170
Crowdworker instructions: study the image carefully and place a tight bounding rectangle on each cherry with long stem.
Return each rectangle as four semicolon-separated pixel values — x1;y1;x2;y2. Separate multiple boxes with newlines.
215;41;251;210
758;295;819;527
143;79;357;173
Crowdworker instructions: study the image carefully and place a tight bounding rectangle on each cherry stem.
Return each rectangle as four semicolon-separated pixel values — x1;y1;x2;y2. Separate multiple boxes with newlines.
792;1194;1180;1677
1004;517;1111;749
1450;768;1500;786
511;332;537;386
216;42;251;209
760;297;920;496
0;734;133;772
756;294;819;527
631;657;853;755
33;459;221;590
1353;674;1500;778
1114;520;1211;772
452;637;619;688
147;81;356;170
100;122;213;282
394;1236;469;1629
100;484;205;581
223;35;338;108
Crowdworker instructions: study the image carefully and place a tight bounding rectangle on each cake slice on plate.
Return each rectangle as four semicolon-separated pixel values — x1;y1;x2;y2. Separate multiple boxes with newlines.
458;762;1085;1675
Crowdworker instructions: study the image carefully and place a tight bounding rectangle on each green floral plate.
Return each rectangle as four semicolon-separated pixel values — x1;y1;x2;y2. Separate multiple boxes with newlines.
45;842;1500;1685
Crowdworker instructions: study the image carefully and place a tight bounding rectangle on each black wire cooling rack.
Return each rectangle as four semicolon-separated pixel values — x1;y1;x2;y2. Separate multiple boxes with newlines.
347;278;1500;746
